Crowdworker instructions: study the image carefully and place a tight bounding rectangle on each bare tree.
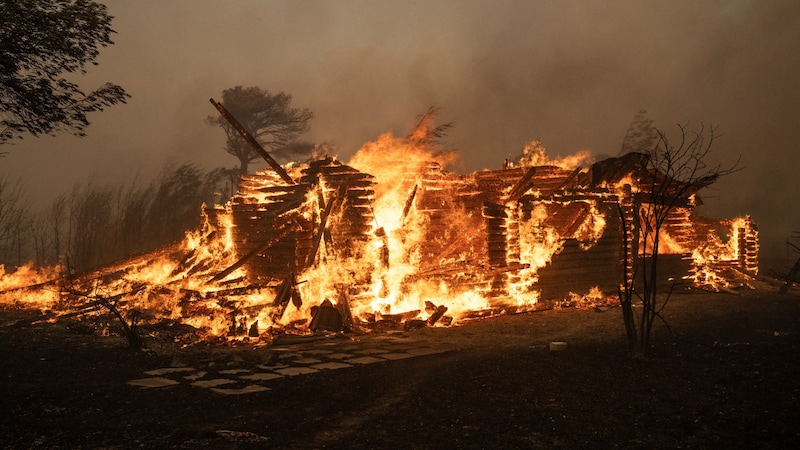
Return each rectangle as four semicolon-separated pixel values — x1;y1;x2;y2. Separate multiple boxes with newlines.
29;194;68;268
0;177;31;268
144;162;219;246
207;86;313;174
618;123;739;358
1;161;228;273
68;181;116;271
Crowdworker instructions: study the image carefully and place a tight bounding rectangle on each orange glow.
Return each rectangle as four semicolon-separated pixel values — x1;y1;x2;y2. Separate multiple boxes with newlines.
687;216;758;290
0;134;755;342
0;263;62;310
510;140;594;170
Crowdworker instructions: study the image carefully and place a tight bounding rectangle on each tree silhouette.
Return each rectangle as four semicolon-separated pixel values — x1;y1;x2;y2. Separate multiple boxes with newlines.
207;86;313;174
619;110;659;156
618;122;739;358
0;0;129;145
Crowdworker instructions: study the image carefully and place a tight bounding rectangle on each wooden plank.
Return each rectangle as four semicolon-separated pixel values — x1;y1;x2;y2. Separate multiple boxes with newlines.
208;228;293;283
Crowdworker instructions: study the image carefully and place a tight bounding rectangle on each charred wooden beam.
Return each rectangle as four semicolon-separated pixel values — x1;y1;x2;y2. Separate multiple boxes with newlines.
208;227;292;283
309;298;343;331
269;272;299;323
557;167;583;190
427;304;448;326
306;187;340;268
506;166;537;203
380;310;421;323
209;98;295;184
60;288;145;349
336;286;354;332
402;184;418;222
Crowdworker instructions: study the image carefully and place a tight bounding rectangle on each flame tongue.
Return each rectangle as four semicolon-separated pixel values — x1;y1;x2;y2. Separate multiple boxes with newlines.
0;133;757;342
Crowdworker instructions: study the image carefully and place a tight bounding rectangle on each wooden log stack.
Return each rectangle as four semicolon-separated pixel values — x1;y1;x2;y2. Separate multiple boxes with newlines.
230;172;313;283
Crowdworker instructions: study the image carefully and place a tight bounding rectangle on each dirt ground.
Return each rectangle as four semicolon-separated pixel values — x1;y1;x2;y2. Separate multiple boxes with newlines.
1;280;799;449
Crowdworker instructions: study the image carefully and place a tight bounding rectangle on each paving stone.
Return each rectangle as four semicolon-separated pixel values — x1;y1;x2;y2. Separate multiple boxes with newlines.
134;337;451;389
302;349;334;355
383;344;415;351
210;385;270;395
128;377;180;388
240;372;284;381
143;367;196;376
270;346;294;352
291;357;322;365
334;346;360;353
345;356;385;364
406;347;446;356
219;369;252;375
310;361;353;370
274;366;320;376
256;363;287;370
191;378;237;388
379;352;415;360
353;348;389;355
184;371;207;381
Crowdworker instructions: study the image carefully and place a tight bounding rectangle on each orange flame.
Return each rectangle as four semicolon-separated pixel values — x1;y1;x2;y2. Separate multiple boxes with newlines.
0;132;755;341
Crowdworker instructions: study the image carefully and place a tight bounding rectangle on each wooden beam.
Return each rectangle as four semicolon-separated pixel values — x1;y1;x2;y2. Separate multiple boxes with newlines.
209;98;296;184
306;187;339;268
505;166;537;203
207;227;292;283
401;184;418;223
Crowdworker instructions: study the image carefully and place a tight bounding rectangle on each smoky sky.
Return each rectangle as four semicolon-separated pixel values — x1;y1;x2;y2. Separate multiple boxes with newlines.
2;0;799;256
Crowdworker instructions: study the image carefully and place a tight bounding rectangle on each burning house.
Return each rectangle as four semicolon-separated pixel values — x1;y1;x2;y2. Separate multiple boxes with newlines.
212;147;757;321
0;111;758;344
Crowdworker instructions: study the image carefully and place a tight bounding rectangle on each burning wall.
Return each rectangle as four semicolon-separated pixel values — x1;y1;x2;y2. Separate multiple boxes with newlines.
0;139;758;343
214;149;757;326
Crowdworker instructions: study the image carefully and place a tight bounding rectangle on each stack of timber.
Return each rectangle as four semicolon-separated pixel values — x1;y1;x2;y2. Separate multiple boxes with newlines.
532;199;624;301
230;171;312;283
659;207;696;252
300;158;377;260
474;167;528;204
737;215;758;274
416;163;487;270
688;214;759;276
482;200;512;294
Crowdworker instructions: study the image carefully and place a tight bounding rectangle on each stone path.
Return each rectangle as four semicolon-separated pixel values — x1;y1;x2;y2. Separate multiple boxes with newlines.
128;333;451;395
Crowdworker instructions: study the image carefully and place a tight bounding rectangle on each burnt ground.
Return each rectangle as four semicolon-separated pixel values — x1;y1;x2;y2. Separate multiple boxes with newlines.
1;282;799;449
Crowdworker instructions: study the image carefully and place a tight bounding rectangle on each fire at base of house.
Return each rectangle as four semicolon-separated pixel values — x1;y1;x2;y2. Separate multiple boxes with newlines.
0;134;757;345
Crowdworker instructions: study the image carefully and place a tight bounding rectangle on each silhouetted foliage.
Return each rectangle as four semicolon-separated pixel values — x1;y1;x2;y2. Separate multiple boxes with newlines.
618;122;739;358
407;107;453;148
619;110;658;156
0;0;129;144
68;181;115;271
4;163;227;273
0;177;29;267
144;162;223;246
207;86;313;174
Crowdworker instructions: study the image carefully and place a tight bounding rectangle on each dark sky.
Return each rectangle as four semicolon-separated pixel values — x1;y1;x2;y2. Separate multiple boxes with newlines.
2;0;799;256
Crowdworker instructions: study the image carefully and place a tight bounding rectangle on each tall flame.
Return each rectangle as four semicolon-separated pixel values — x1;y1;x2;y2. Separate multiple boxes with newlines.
0;133;755;342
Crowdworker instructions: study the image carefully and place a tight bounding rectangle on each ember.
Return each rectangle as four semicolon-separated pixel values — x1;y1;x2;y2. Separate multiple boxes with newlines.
0;115;757;345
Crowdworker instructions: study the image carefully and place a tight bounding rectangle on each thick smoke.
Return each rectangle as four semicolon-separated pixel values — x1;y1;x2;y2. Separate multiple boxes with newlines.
2;0;798;257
